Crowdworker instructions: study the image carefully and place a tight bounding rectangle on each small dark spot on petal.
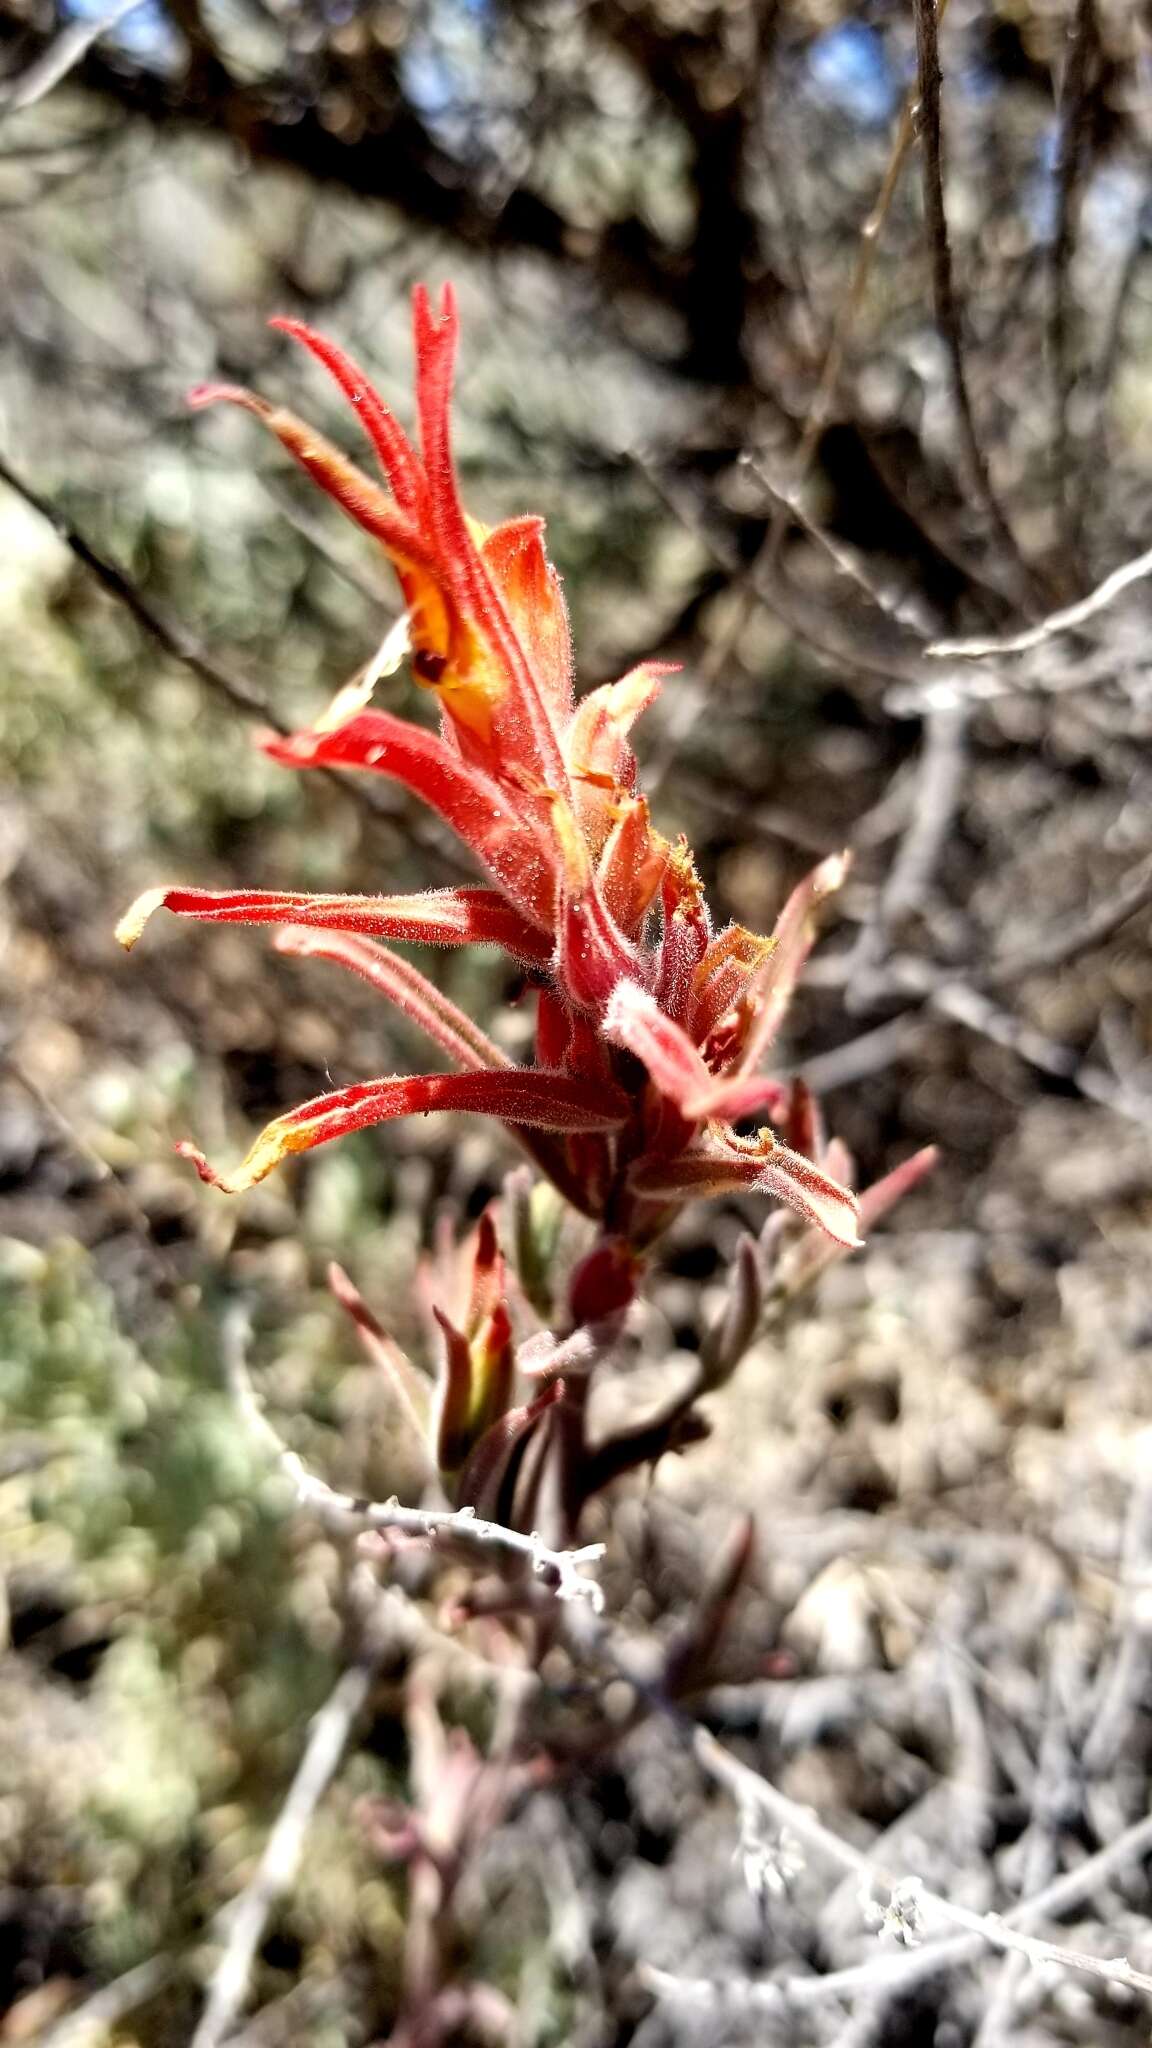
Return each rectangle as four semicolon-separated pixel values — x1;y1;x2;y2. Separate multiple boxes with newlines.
413;649;448;684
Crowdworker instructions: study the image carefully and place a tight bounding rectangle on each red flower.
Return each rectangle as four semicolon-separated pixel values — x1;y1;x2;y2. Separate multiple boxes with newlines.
118;286;862;1261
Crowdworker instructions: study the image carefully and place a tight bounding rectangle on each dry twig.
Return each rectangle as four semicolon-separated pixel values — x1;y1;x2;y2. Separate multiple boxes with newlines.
222;1311;607;1609
39;1960;175;2048
927;540;1152;660
651;1724;1152;2007
843;697;968;1005
910;0;1040;608
191;1662;377;2048
1049;0;1100;560
0;0;143;114
1082;1438;1152;1783
0;444;463;874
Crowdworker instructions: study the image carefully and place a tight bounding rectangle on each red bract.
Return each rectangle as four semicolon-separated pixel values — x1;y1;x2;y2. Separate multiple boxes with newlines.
118;286;865;1266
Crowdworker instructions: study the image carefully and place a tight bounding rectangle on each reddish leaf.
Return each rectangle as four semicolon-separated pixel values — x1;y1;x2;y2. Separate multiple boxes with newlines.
454;1381;563;1522
260;711;559;925
567;1235;638;1326
466;1208;505;1332
269;317;428;516
179;1067;631;1194
409;285;570;789
327;1262;432;1453
857;1144;939;1231
481;515;573;725
188;380;430;570
565;663;670;792
604;981;788;1123
433;1305;478;1476
734;852;851;1074
116;884;552;965
274;926;510;1073
630;1137;861;1248
598;796;668;936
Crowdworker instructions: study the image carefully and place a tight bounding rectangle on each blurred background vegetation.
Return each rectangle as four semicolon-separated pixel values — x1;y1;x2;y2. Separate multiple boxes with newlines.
2;0;1152;2042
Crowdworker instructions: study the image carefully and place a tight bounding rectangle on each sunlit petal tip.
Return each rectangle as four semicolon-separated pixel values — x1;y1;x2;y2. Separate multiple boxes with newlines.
186;381;268;416
754;1146;862;1249
175;1124;295;1194
603;977;713;1112
858;1143;939;1231
816;849;852;894
115;888;170;951
174;1138;230;1190
271;923;315;955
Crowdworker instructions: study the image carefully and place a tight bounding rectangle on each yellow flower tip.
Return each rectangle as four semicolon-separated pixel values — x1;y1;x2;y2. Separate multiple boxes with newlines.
315;671;378;734
115;888;170;951
817;850;853;897
437;673;497;743
666;839;703;901
175;1120;294;1194
549;794;593;892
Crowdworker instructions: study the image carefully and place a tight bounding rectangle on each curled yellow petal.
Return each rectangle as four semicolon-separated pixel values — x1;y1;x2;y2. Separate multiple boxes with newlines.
115;888;170;951
175;1121;302;1194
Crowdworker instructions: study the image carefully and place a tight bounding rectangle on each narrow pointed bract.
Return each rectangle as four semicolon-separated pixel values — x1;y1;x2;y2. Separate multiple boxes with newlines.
114;288;936;1285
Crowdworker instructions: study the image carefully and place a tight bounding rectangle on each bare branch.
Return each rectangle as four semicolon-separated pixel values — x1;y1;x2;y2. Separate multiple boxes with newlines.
40;1960;175;2048
0;0;143;114
843;698;968;1005
925;977;1152;1130
682;1723;1152;2000
910;0;1041;609
1082;1437;1152;1780
761;11;956;577
0;443;273;727
794;957;1152;1132
222;1312;607;1610
927;540;1152;660
0;443;464;874
191;1662;376;2048
1050;0;1100;561
982;852;1152;988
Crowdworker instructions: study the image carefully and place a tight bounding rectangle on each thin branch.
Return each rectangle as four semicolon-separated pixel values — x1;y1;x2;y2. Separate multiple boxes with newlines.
1082;1436;1152;1780
0;444;272;725
0;0;144;114
791;1013;929;1095
39;1959;175;2048
971;1627;1091;2048
685;1723;1152;1999
927;539;1152;659
1076;176;1152;546
633;450;929;758
762;9;956;578
259;478;396;611
222;1312;607;1610
910;0;1040;609
646;1843;1152;2020
743;453;931;632
1049;0;1100;562
925;977;1152;1130
0;443;464;874
843;698;968;1005
191;1662;376;2048
982;852;1152;988
0;1039;189;1287
631;35;953;794
794;957;1152;1131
